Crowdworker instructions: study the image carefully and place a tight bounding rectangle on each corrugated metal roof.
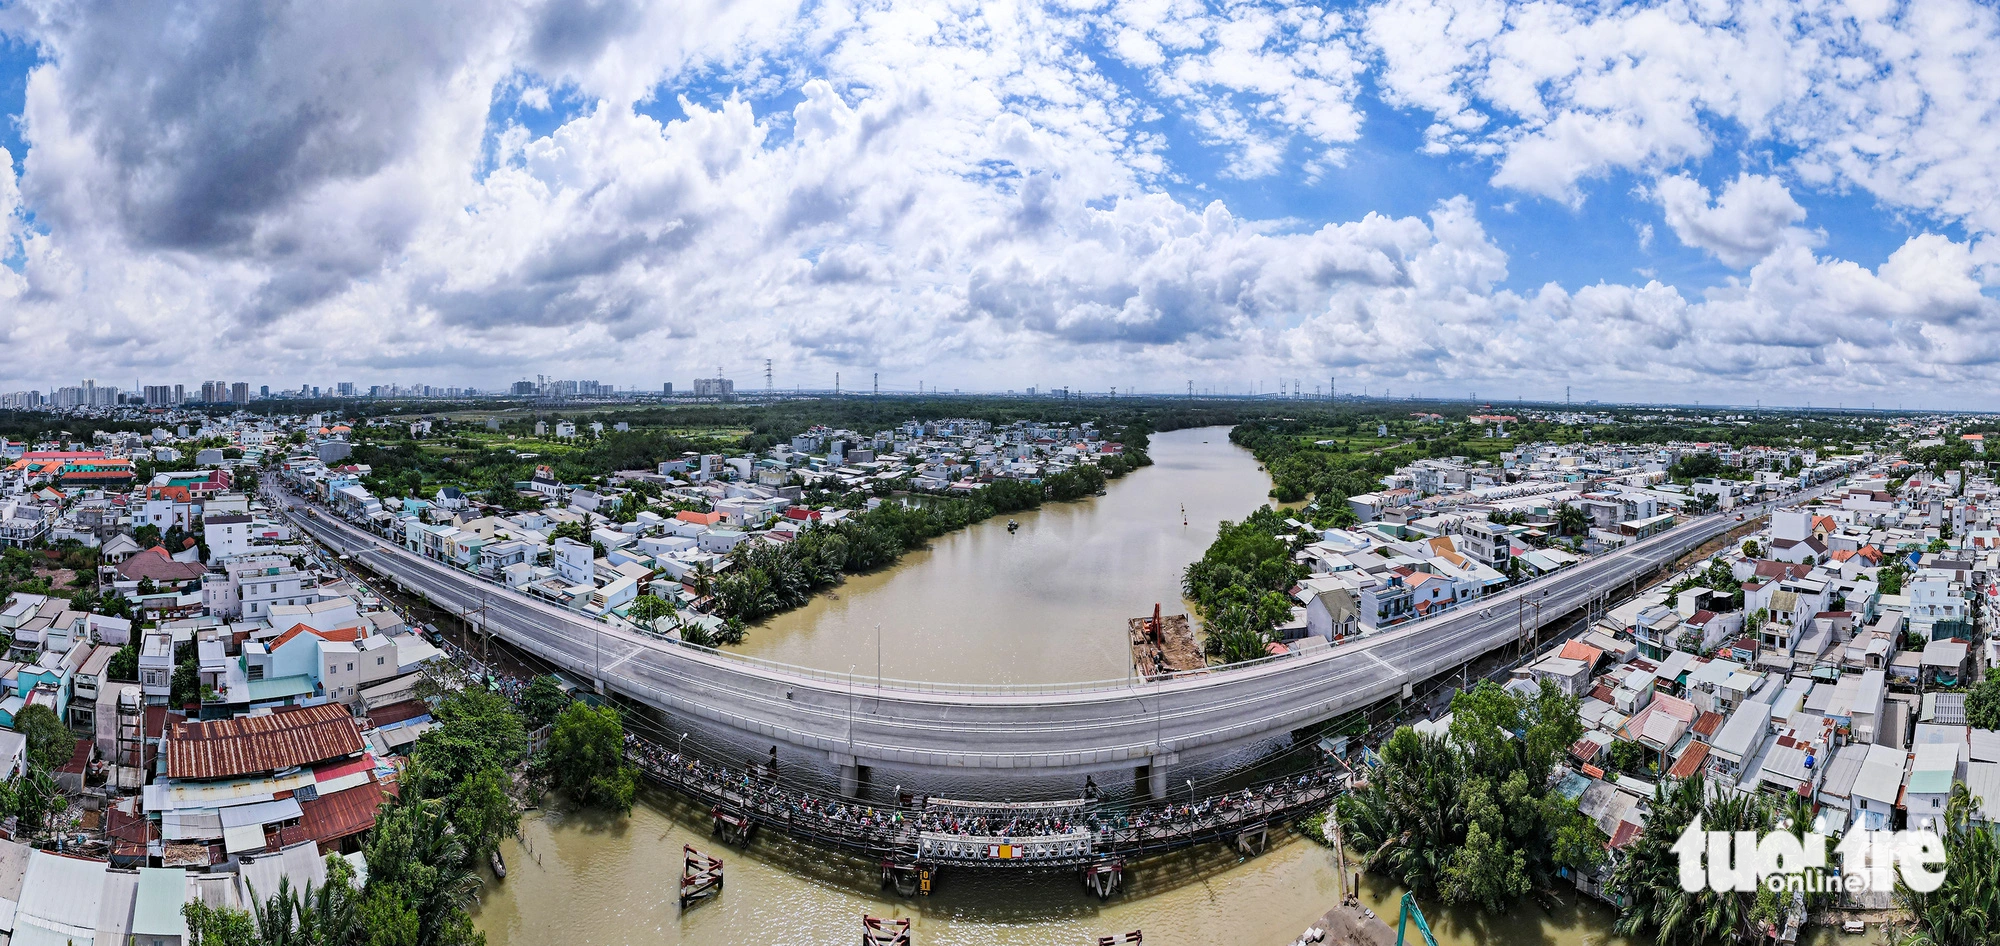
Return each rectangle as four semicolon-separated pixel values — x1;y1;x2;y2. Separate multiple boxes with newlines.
17;851;106;937
165;703;362;780
297;777;392;849
223;823;269;855
218;798;303;829
161;810;223;842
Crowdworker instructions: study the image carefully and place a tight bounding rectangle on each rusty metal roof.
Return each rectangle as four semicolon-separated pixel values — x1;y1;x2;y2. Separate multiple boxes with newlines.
165;703;363;780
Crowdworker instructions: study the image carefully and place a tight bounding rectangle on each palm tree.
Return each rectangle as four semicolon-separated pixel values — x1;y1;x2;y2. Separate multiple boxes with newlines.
1553;502;1589;537
1614;775;1774;946
1894;784;2000;946
690;561;716;598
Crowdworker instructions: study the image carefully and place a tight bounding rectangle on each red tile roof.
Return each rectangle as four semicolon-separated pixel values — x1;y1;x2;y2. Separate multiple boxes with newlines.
1692;711;1725;738
116;547;209;583
1559;640;1603;665
165;703;364;780
1608;820;1643;850
269;624;362;650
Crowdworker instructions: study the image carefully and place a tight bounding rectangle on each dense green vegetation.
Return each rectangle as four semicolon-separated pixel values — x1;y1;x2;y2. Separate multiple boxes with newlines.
1613;773;1828;945
1335;681;1603;910
1180;506;1305;663
542;703;637;813
1893;784;2000;946
1967;672;2000;731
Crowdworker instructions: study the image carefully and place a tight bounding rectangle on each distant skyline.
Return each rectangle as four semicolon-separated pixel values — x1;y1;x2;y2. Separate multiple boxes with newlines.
2;1;1998;407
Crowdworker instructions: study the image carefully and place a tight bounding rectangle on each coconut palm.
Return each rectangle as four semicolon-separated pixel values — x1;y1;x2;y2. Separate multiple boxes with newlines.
1894;784;2000;946
1614;775;1774;946
1552;502;1590;537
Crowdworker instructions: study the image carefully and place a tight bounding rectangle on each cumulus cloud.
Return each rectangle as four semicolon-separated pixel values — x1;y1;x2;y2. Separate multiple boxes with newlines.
1362;0;2000;240
0;0;1994;406
1653;172;1813;268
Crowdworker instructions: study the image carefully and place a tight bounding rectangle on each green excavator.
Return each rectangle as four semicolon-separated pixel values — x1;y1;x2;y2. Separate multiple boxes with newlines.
1395;893;1437;946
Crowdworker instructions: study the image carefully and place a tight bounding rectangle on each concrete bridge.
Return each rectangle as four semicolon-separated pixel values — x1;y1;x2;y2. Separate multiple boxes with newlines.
276;484;1797;798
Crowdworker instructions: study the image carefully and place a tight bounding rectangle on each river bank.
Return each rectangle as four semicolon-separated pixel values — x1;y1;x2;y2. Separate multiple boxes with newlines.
736;426;1273;683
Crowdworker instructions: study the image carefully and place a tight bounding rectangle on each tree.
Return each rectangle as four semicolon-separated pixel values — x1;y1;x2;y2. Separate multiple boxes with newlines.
171;654;201;706
184;899;261;946
1893;784;2000;946
1966;672;2000;731
362;798;484;946
1613;774;1775;946
14;705;74;771
443;765;518;864
1336;684;1601;909
133;524;161;549
689;560;717;598
517;675;571;728
626;593;675;633
107;643;139;681
1741;540;1763;558
1552;502;1589;537
545;703;636;813
409;687;525;791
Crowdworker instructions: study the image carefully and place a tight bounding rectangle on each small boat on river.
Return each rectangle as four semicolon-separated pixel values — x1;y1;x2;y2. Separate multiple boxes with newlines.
1006;519;1019;533
489;850;506;879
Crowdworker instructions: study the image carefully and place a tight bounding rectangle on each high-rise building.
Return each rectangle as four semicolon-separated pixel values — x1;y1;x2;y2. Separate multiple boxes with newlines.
692;377;734;398
231;383;249;403
259;385;270;397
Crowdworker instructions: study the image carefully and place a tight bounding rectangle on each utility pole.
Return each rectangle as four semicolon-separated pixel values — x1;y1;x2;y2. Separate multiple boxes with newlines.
873;373;878;396
835;372;840;395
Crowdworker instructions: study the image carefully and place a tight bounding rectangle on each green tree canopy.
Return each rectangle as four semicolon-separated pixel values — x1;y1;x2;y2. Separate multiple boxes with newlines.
517;675;572;728
545;703;636;813
13;704;74;771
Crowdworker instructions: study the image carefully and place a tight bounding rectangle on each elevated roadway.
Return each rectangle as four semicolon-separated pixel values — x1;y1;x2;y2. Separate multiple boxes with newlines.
273;483;1815;797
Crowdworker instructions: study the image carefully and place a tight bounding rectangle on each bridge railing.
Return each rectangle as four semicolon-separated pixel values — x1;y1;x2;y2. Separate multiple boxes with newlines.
282;482;1745;700
625;730;1344;865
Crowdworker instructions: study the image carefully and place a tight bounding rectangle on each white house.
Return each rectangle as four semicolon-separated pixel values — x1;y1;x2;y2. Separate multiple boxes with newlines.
552;538;594;587
204;512;254;563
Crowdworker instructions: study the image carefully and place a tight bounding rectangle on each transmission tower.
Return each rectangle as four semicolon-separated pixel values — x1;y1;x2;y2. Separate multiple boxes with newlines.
873;373;879;396
765;359;773;395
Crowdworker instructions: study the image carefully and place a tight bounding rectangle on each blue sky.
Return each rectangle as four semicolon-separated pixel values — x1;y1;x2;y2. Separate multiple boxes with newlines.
0;0;1997;407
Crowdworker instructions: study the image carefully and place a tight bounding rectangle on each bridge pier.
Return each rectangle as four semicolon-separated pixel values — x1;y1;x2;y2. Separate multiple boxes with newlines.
834;753;866;797
1137;752;1178;800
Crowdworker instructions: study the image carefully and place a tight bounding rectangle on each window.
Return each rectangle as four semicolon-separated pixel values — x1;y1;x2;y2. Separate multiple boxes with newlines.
376;656;384;665
346;663;354;671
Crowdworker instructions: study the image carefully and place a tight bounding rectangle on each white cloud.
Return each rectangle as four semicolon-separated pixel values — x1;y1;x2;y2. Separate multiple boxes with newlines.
0;0;1994;407
1653;172;1814;268
1362;0;2000;242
